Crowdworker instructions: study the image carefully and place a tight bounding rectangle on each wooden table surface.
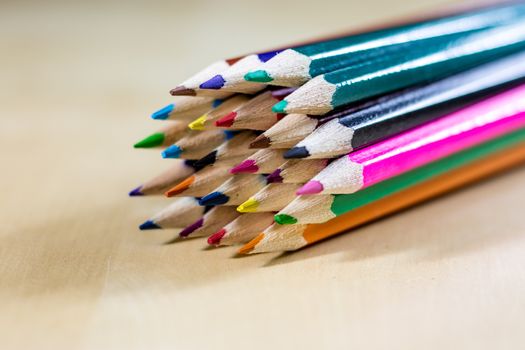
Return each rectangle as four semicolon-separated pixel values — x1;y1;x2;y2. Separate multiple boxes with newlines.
2;1;525;349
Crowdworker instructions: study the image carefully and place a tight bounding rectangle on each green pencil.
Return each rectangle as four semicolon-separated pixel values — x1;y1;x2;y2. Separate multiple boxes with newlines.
274;127;525;225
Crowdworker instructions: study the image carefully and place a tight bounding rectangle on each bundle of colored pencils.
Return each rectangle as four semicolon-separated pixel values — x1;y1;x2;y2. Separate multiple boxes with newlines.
131;1;525;254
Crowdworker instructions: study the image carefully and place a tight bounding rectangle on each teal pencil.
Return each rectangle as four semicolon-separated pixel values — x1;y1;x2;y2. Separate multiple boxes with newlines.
274;22;525;115
245;3;525;87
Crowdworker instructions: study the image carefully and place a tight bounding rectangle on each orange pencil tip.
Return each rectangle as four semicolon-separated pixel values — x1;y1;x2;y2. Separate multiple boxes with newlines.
238;233;264;254
164;175;195;197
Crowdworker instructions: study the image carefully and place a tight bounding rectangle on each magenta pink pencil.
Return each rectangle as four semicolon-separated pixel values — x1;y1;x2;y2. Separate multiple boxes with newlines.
298;84;525;195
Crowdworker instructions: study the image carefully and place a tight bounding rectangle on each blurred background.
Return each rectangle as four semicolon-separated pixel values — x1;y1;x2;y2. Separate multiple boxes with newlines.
2;1;525;349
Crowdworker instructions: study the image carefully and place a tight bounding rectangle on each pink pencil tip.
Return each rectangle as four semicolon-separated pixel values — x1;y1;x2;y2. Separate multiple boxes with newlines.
230;159;259;174
297;180;323;195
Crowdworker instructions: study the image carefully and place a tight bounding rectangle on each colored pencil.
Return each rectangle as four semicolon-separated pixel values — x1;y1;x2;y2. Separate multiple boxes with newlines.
151;97;223;121
188;95;250;131
133;120;189;149
245;3;525;87
214;88;294;130
266;159;329;184
230;149;285;174
164;165;232;197
284;51;525;159
162;130;236;159
139;197;212;230
240;140;525;253
129;160;199;196
167;0;507;97
193;131;258;169
198;174;268;206
199;1;511;93
208;213;275;246
250;96;381;148
178;206;240;238
170;58;243;97
237;183;302;213
277;127;525;225
199;53;277;94
250;113;318;149
297;85;525;195
273;22;525;115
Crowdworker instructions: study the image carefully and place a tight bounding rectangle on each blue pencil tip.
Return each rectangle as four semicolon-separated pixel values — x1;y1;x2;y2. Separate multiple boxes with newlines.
128;186;143;196
162;145;181;158
151;104;174;120
198;192;229;206
200;75;226;90
212;99;224;108
224;130;238;140
139;220;161;230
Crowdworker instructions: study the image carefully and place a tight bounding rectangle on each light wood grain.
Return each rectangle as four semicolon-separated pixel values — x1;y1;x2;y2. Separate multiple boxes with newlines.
1;1;525;349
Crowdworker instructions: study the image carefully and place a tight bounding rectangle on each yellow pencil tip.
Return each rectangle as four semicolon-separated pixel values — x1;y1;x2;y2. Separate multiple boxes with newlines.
238;233;264;254
188;115;207;130
236;197;259;213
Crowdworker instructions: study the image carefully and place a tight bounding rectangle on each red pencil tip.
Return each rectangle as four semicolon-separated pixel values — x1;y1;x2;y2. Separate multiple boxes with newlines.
208;228;227;246
215;112;237;127
230;159;258;174
297;180;323;195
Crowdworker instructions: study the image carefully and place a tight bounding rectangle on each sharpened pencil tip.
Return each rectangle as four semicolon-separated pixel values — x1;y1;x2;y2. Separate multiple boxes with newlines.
237;197;259;213
230;160;258;174
239;233;264;254
284;146;309;159
194;150;217;169
162;145;181;159
272;100;288;113
165;175;195;197
244;70;273;83
200;75;226;90
151;104;174;120
134;132;165;148
179;218;204;237
199;192;230;206
266;169;283;183
274;214;297;225
250;134;270;148
170;86;196;96
188;115;207;130
297;180;323;195
215;112;237;127
139;220;161;230
128;186;144;196
208;228;226;246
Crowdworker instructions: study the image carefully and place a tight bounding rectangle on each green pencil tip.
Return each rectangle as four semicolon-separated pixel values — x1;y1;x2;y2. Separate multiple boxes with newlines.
244;70;273;83
274;214;297;225
134;132;165;148
272;100;288;113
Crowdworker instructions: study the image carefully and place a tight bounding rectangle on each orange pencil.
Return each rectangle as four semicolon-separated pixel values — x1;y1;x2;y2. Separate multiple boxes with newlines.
240;141;525;254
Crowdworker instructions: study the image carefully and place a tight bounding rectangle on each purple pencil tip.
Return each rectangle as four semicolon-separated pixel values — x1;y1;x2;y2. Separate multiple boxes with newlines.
266;169;283;183
179;218;204;237
200;75;226;90
129;186;144;196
